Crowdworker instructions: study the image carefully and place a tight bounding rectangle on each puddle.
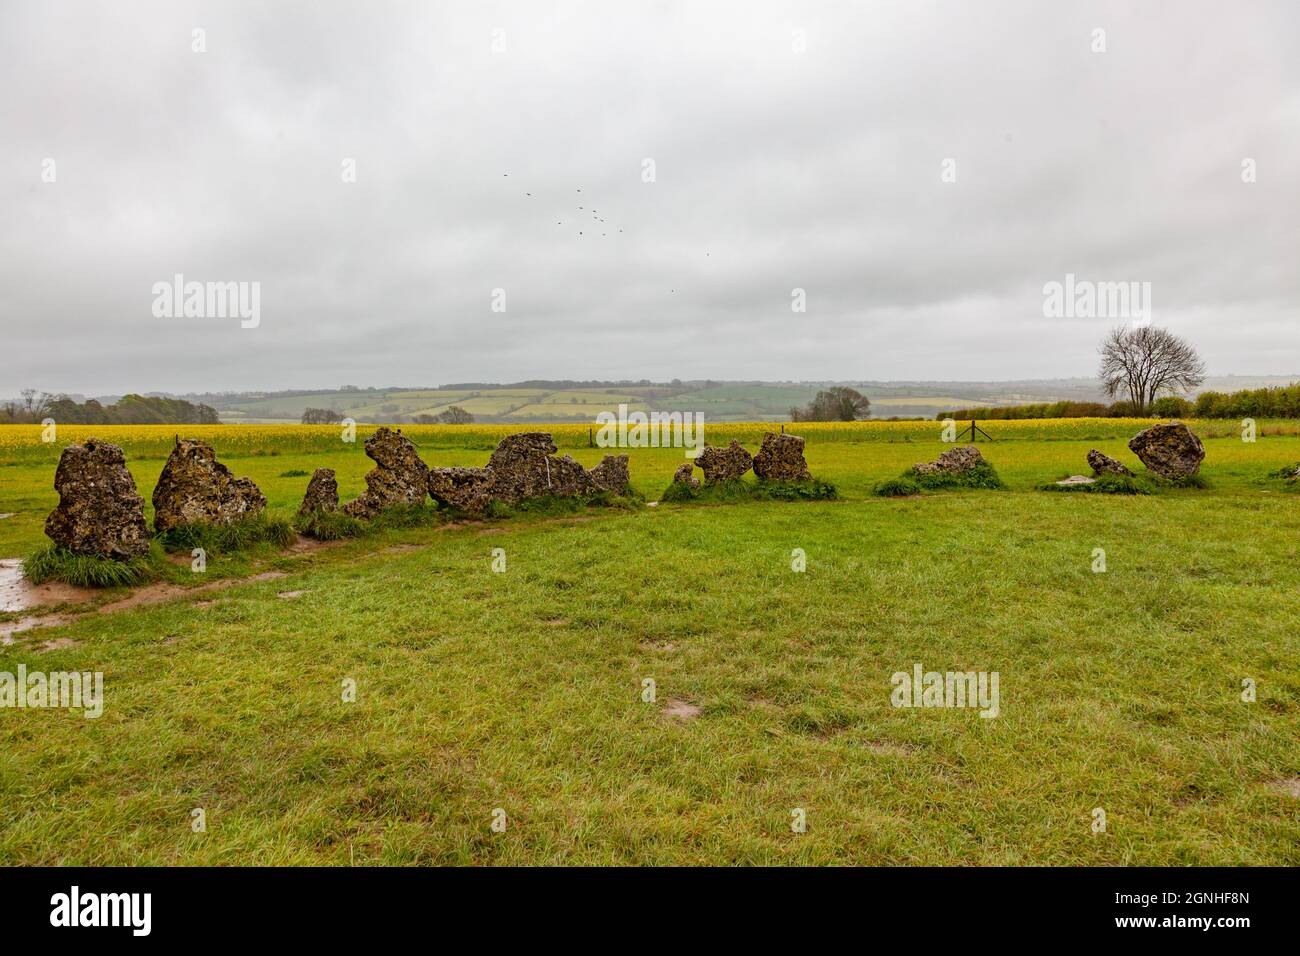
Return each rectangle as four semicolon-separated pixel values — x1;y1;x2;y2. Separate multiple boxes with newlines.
39;637;80;652
0;558;97;613
662;698;701;721
1269;777;1300;798
2;613;74;643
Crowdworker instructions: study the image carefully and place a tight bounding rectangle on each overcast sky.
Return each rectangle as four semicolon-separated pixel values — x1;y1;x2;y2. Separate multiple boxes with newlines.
2;0;1297;395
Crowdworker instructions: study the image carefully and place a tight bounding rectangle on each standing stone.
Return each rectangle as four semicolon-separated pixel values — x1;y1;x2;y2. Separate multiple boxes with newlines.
752;432;811;481
672;462;700;489
44;439;150;560
545;454;600;497
1087;449;1133;477
484;432;559;503
589;454;630;494
913;445;984;476
427;466;496;515
342;427;430;519
696;440;753;483
1128;421;1205;478
297;468;339;516
153;438;266;532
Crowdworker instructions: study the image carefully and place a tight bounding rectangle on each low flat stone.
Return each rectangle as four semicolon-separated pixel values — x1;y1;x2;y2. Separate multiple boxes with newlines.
696;440;752;483
1056;475;1096;486
428;466;496;514
1087;449;1133;476
914;445;984;475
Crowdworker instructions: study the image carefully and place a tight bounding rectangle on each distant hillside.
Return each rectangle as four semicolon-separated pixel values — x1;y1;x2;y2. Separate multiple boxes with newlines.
101;376;1299;425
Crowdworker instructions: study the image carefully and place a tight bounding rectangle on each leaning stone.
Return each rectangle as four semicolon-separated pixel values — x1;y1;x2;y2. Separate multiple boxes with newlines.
44;439;150;560
297;468;339;516
1128;421;1205;478
1087;449;1133;477
588;454;630;494
752;432;811;481
428;466;495;515
913;445;984;476
696;440;753;483
672;462;700;489
343;427;430;519
153;438;266;532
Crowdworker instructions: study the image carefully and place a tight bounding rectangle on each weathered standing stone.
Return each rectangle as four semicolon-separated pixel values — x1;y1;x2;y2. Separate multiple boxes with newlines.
1087;449;1133;477
913;445;984;476
343;427;430;519
696;440;753;483
588;454;630;494
44;439;150;560
672;462;700;489
152;438;266;532
297;468;339;516
427;467;496;515
484;432;560;503
752;432;811;481
1128;421;1205;478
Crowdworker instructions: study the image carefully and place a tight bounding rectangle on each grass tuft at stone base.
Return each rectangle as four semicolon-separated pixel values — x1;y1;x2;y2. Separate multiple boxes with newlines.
157;514;295;555
23;541;165;588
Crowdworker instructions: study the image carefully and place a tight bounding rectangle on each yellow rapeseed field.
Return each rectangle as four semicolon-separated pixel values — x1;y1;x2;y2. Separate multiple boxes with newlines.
1;417;1295;464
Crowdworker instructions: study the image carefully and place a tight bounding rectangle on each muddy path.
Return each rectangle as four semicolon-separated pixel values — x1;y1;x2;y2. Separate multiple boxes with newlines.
0;509;646;644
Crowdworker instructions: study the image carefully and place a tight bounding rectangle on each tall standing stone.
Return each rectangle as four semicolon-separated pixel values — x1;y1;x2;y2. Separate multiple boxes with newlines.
44;439;151;560
342;427;430;519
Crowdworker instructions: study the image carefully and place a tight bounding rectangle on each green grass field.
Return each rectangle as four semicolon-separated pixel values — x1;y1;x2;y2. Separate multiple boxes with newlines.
1;427;1298;864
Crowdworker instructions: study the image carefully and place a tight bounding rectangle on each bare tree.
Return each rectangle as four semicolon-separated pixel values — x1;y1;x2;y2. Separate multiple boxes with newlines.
791;386;871;422
1098;326;1206;414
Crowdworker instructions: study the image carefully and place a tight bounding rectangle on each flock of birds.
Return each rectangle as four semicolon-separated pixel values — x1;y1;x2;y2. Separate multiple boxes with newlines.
504;172;712;295
504;173;623;239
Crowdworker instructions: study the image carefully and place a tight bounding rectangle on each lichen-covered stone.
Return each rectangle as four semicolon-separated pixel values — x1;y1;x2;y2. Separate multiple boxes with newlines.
545;454;601;497
696;440;752;483
484;432;560;503
297;468;339;516
672;462;700;489
342;427;430;519
913;445;984;476
43;439;150;560
1087;449;1133;477
427;466;496;515
588;454;630;494
152;438;266;532
752;432;811;481
1128;421;1205;478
